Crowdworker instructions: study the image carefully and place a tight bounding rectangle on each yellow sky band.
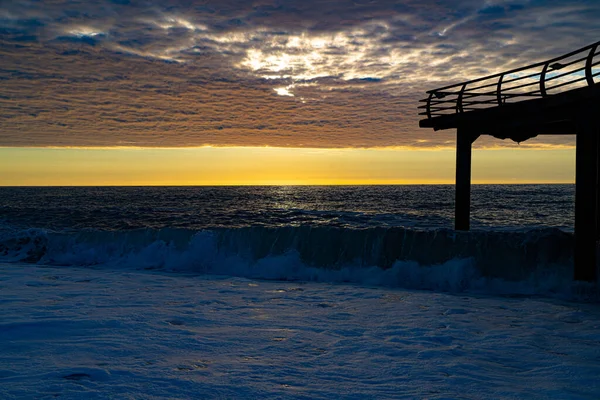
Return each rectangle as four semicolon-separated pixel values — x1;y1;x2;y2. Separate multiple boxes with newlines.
0;146;575;186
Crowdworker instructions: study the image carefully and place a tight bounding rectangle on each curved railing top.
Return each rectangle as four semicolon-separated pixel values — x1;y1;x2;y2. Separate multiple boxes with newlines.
419;40;600;120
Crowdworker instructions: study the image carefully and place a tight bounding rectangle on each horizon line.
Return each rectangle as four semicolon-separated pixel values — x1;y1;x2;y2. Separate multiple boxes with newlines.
0;182;576;188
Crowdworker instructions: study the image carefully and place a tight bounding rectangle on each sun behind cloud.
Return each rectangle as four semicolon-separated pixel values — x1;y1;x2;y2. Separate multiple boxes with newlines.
0;0;598;149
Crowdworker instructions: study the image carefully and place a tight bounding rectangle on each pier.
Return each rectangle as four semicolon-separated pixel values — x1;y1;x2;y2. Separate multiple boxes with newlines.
419;40;600;282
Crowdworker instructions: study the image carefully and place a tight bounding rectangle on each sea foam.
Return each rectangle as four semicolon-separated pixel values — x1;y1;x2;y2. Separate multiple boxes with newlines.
1;225;591;299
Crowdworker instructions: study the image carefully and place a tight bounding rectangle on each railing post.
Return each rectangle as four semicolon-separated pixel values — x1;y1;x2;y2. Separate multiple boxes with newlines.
540;62;549;97
585;44;598;87
426;92;433;119
456;84;467;113
496;74;504;106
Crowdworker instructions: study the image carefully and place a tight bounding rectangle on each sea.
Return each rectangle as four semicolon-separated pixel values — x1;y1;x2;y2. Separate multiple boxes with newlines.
0;184;585;298
3;185;600;399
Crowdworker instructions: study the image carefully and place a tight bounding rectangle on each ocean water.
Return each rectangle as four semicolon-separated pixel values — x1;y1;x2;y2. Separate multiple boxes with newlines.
0;185;574;231
3;185;600;399
0;185;587;297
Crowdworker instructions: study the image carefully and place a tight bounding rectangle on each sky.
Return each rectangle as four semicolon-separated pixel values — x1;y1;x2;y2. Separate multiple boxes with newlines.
0;0;598;185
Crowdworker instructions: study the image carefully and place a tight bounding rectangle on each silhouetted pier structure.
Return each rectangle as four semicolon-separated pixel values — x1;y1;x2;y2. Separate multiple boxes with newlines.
419;41;600;282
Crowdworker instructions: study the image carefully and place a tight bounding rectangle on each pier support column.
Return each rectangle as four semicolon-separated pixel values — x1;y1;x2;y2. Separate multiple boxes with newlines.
597;132;600;241
455;129;478;231
575;117;598;282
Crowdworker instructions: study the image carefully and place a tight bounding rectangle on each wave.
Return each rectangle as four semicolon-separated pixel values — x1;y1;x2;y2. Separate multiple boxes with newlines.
0;225;594;299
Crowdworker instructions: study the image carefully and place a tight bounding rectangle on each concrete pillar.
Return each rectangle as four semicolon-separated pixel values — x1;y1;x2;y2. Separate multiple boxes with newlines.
574;117;598;282
455;129;478;231
596;130;600;241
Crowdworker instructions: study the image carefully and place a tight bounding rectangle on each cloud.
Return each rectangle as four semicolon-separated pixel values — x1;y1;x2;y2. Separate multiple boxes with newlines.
0;0;599;148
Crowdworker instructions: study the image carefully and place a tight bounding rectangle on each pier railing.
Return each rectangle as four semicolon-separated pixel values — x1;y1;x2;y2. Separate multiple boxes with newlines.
419;40;600;120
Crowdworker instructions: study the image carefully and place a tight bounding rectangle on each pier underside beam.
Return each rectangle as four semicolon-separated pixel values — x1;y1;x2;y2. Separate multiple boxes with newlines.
455;129;479;231
574;117;598;282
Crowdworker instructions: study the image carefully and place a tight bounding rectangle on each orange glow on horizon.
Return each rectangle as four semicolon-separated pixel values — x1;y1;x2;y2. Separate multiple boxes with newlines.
0;146;575;186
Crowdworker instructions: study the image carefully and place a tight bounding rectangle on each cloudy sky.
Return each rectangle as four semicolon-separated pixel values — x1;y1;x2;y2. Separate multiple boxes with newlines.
0;0;598;184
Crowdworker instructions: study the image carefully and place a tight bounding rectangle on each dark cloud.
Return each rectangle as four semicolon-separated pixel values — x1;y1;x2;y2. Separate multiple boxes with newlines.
0;0;599;148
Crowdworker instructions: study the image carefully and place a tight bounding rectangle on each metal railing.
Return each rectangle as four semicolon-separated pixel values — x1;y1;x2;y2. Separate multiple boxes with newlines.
419;40;600;120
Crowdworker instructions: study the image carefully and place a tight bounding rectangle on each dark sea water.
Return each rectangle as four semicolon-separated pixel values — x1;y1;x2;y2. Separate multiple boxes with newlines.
0;185;586;296
0;185;574;231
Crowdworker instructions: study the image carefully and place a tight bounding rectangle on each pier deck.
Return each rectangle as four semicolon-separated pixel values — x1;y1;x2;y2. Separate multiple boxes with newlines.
419;40;600;282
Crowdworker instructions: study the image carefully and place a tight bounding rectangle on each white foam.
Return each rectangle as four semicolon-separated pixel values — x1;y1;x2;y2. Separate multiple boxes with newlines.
1;263;599;398
0;227;595;299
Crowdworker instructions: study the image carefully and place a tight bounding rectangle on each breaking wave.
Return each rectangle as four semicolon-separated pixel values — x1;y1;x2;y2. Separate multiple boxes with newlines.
0;225;594;299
